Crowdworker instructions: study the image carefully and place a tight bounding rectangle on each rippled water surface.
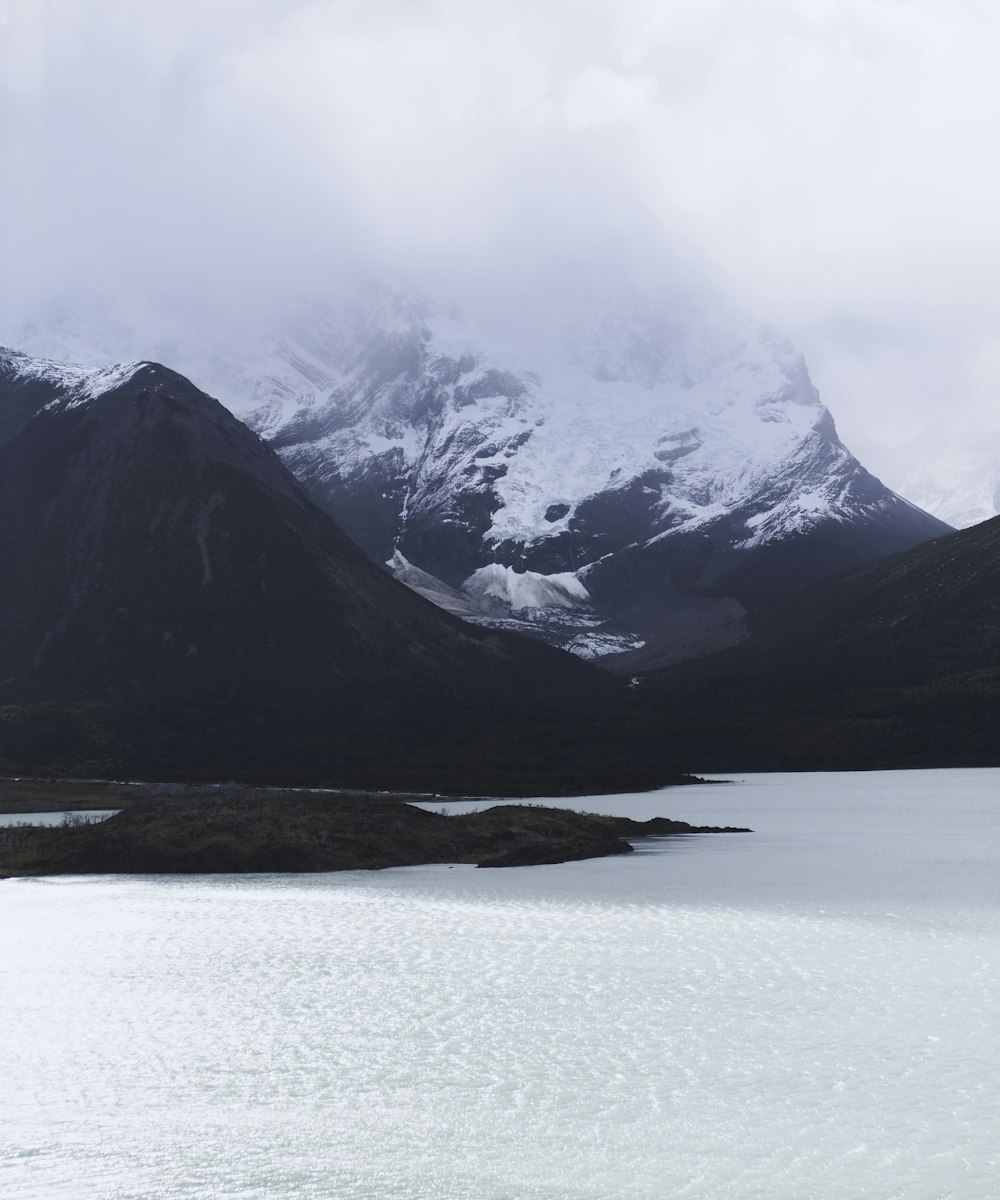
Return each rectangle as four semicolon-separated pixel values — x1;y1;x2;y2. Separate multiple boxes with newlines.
3;769;999;1199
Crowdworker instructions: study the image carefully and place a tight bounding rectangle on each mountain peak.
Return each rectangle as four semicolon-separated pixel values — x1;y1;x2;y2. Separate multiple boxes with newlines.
1;344;147;413
1;289;951;666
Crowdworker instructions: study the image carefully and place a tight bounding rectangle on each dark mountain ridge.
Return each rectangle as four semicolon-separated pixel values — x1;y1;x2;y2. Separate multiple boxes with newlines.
641;516;1000;769
0;347;689;792
0;348;598;703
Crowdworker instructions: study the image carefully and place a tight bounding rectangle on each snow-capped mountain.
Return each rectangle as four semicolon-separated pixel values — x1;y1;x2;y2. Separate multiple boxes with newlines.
0;343;599;706
6;281;951;665
238;281;951;663
232;282;863;578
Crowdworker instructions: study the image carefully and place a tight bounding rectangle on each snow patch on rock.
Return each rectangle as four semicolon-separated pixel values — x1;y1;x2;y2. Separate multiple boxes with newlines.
463;564;591;612
1;345;143;409
386;551;480;617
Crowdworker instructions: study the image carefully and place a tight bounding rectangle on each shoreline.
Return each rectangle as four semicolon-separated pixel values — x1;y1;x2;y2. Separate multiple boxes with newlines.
0;772;714;816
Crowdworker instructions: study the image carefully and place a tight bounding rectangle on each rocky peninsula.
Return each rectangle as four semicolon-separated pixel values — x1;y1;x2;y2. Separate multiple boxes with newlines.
0;792;749;875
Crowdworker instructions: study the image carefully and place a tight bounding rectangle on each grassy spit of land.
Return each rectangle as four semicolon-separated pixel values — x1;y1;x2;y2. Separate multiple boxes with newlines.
0;785;748;876
0;776;453;816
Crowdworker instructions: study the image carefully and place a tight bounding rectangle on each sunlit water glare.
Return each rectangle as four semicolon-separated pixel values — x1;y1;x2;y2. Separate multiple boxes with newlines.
2;769;999;1199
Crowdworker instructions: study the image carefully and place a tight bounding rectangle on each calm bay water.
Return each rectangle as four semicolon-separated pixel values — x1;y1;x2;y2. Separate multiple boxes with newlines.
2;769;998;1199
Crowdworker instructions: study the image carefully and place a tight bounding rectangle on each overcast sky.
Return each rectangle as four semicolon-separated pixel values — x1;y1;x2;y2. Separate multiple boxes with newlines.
2;0;999;469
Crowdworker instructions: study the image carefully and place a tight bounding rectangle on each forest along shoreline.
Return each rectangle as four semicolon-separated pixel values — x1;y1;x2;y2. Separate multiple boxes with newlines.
0;782;748;876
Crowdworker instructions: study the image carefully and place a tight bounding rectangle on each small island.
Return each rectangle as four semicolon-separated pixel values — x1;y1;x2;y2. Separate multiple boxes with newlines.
0;791;749;875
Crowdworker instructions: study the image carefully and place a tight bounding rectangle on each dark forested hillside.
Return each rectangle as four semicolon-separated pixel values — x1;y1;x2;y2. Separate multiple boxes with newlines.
640;517;1000;769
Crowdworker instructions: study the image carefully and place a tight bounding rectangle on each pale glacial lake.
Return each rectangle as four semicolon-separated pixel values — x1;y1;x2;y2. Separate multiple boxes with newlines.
2;768;998;1199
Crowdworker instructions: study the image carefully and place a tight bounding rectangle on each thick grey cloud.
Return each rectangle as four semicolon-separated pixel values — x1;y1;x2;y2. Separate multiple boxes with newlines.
3;0;999;470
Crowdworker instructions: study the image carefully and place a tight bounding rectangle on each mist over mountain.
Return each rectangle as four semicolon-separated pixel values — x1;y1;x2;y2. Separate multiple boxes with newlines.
877;425;1000;530
3;1;1000;526
3;1;999;783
